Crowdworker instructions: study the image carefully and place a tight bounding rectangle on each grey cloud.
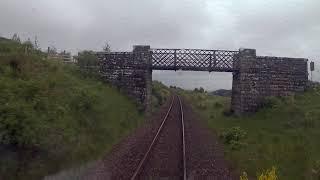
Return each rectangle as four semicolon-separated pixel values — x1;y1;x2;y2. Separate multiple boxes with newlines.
1;0;320;86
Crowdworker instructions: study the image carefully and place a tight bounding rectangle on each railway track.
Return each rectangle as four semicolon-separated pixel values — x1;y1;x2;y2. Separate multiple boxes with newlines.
46;95;232;180
131;95;187;180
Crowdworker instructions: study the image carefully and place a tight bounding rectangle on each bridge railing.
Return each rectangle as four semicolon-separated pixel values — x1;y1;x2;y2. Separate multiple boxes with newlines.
96;48;239;72
151;48;238;72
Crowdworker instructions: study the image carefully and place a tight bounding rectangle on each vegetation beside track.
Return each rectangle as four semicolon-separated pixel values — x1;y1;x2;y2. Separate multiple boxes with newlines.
151;81;171;111
0;38;143;180
180;87;320;180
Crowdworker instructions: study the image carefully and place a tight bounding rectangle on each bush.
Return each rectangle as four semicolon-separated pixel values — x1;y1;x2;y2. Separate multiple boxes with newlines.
223;108;233;116
311;160;320;179
194;87;205;93
258;166;278;180
240;167;278;180
196;94;206;101
240;172;248;180
220;127;247;148
303;111;316;128
262;96;281;108
196;102;207;110
214;102;223;108
152;81;170;109
230;140;247;150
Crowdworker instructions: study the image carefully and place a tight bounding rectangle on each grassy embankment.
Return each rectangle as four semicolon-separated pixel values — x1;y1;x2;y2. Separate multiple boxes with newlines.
181;88;320;180
0;38;145;179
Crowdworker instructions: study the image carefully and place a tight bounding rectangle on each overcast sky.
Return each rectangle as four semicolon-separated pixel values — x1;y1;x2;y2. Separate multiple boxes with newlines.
1;0;319;88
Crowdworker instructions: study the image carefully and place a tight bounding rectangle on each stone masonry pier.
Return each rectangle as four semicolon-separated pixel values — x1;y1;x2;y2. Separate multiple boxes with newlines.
231;49;308;115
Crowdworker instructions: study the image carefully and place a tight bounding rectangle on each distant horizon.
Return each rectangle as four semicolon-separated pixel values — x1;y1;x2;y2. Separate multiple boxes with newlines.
153;70;233;91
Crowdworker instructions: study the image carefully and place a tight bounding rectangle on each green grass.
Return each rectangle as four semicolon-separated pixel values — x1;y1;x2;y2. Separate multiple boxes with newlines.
181;88;320;180
0;41;143;179
151;81;171;111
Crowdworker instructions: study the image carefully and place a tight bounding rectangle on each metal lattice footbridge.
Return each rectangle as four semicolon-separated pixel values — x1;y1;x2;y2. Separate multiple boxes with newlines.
151;48;238;72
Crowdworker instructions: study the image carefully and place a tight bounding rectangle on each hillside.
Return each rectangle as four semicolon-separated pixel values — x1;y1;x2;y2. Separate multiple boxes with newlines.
209;89;232;97
0;37;10;42
0;41;143;179
181;88;320;180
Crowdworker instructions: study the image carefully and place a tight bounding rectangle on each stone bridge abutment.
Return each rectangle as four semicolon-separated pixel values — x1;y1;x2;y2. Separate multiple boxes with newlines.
231;49;308;115
97;45;308;115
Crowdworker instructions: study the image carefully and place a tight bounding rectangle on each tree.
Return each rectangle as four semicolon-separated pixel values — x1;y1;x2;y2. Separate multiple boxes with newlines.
76;50;99;67
194;87;205;93
34;36;40;50
22;38;34;54
47;46;57;55
11;33;21;43
102;42;111;52
199;87;205;93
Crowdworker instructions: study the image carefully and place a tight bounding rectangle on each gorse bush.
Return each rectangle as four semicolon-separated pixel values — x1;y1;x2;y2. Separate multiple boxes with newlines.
240;167;278;180
258;167;278;180
240;172;249;180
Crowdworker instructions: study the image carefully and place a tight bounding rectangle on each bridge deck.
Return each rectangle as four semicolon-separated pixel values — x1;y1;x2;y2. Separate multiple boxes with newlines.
96;48;239;72
151;48;238;72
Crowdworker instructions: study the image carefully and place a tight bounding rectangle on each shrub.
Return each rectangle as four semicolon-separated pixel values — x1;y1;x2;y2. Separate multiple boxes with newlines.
258;166;278;180
214;102;223;108
311;160;320;179
209;114;216;119
230;140;247;150
240;167;278;180
193;87;205;93
303;111;316;128
196;94;206;101
199;87;205;93
262;96;281;108
240;172;249;180
196;102;207;110
223;108;233;116
152;81;170;108
220;126;247;145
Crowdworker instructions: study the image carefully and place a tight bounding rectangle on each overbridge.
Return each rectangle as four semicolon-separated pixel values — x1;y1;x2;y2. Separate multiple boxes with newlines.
97;45;308;115
151;48;237;72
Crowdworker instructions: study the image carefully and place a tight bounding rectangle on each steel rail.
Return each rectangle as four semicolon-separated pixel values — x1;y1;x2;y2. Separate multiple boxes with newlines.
130;96;175;180
177;95;187;180
130;95;187;180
